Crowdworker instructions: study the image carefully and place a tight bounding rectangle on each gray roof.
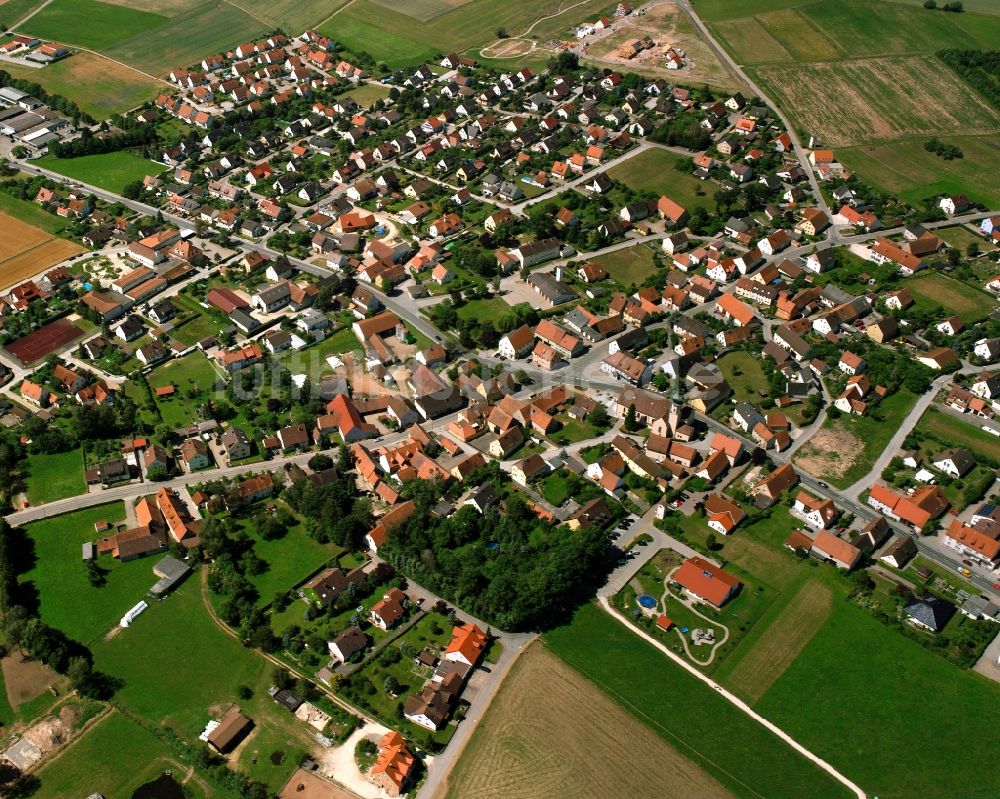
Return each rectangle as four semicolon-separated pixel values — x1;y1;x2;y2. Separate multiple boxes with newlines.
904;597;954;632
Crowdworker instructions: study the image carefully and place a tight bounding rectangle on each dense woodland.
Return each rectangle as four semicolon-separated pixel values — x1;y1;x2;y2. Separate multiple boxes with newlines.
938;49;1000;110
379;478;614;631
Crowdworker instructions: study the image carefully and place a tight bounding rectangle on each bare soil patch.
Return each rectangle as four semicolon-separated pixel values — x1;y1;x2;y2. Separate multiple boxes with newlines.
724;580;833;703
2;653;60;710
794;425;863;480
482;38;535;57
442;642;738;799
584;2;735;87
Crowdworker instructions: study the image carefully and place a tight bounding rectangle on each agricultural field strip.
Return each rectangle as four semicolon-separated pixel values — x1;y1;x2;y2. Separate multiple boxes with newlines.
595;597;867;799
750;56;1000;147
722;581;833;703
444;643;739;799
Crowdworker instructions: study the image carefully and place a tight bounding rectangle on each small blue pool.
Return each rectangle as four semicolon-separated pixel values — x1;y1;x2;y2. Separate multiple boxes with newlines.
637;594;656;609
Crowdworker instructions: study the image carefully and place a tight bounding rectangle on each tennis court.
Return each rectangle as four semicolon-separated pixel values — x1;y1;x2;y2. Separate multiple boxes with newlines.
5;318;84;365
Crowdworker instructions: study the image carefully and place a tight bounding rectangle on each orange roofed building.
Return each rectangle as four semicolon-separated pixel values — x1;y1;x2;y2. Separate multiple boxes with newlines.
868;484;949;530
673;556;741;607
443;623;488;667
368;730;416;797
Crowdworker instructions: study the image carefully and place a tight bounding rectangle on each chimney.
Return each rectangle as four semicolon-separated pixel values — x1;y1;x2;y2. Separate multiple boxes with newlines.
555;266;563;282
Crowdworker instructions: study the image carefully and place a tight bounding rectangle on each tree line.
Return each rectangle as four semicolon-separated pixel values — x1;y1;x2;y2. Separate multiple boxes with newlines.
938;49;1000;110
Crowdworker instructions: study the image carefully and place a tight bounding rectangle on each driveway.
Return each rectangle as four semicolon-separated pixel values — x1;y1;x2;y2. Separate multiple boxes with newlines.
316;722;390;799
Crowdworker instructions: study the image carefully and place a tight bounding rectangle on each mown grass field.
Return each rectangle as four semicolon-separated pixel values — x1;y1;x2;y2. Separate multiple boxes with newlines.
31;710;197;799
608;147;712;210
838;136;1000;209
36;152;164;193
103;0;268;76
708;0;1000;61
0;51;163;119
320;0;611;69
712;16;791;64
23;447;84;504
368;0;473;23
756;598;1000;799
905;271;995;323
0;0;49;27
916;407;1000;462
718;578;833;703
21;0;167;50
750;56;1000;147
93;579;263;739
0;192;68;234
593;243;661;288
544;603;853;799
445;642;741;799
18;502;165;646
800;0;1000;54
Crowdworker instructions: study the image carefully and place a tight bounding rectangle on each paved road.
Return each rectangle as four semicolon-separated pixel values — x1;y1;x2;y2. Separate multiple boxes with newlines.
841;367;975;499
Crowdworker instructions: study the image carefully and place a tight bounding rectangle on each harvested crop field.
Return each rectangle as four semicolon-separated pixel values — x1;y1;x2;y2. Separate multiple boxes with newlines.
442;643;738;799
0;211;49;262
752;55;1000;146
2;653;61;709
794;425;863;481
0;51;164;120
0;212;83;291
722;580;833;704
0;239;84;290
5;318;85;365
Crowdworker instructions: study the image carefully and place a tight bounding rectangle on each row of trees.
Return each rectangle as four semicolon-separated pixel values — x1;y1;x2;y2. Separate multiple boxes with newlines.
0;70;91;123
48;125;159;159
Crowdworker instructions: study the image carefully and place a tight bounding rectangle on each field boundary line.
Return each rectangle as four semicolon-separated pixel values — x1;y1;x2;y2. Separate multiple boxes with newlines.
10;0;54;29
596;596;868;799
0;236;57;267
314;0;358;31
221;0;274;29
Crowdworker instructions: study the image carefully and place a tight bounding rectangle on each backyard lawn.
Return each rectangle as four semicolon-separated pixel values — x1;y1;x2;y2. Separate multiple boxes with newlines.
608;148;712;211
35;152;166;194
916;407;1000;462
23;447;85;504
18;502;164;646
234;509;343;604
147;351;224;426
455;296;514;324
716;351;768;405
905;271;995;324
593;243;661;288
